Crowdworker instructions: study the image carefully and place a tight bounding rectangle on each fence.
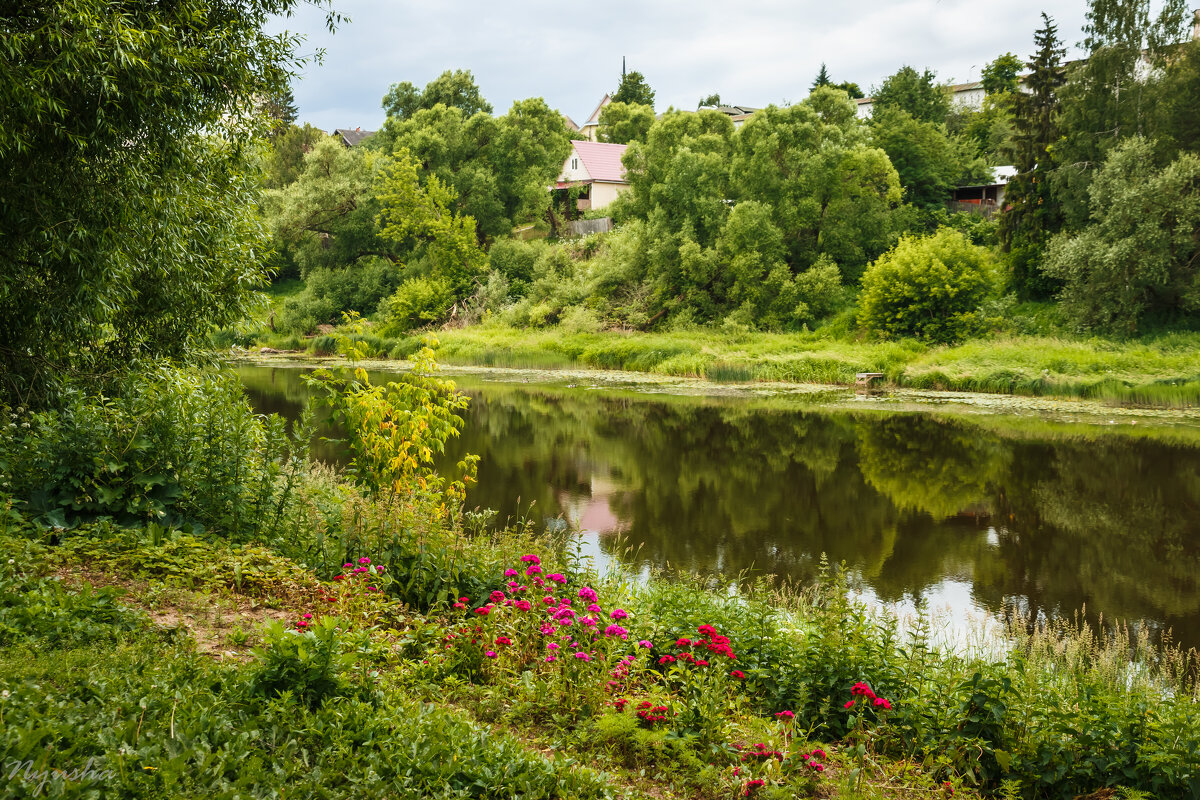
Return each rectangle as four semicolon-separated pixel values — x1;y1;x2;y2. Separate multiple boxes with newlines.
566;217;613;237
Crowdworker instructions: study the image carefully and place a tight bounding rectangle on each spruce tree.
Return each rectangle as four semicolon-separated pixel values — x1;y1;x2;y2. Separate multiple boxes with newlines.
999;13;1066;299
811;63;831;90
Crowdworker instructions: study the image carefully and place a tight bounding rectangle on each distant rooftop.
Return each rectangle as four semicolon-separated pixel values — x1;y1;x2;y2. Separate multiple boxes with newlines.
332;128;376;147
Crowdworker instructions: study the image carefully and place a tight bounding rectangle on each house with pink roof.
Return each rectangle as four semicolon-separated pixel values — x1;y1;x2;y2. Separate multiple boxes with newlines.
553;140;630;212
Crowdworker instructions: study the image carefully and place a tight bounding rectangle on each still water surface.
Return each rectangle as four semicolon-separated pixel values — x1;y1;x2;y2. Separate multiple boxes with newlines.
237;364;1200;652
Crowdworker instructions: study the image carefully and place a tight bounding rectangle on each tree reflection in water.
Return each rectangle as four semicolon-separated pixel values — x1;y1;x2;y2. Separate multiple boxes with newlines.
237;366;1200;651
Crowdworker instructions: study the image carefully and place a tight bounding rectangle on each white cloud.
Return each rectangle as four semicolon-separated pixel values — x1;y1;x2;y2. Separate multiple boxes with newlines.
270;0;1092;131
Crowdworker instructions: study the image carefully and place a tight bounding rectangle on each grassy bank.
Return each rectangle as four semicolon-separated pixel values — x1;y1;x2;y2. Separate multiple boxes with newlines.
2;489;1198;799
248;323;1200;408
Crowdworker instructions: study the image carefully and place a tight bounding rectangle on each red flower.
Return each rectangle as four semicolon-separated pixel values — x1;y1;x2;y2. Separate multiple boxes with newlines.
851;681;877;700
674;637;692;648
844;699;855;709
658;655;676;665
730;670;746;679
874;697;892;710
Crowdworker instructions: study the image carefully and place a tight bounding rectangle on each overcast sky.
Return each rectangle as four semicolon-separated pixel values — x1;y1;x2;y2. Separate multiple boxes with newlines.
269;0;1096;133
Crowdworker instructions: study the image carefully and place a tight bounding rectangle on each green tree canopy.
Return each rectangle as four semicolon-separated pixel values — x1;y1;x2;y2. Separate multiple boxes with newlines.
379;99;571;244
730;89;901;274
0;0;335;405
598;101;655;144
381;69;493;122
835;81;865;100
1000;12;1067;299
871;106;988;209
1054;0;1191;226
871;66;951;123
375;149;486;294
1042;137;1200;333
698;93;721;108
612;70;656;108
981;53;1023;96
261;123;328;190
266;137;395;274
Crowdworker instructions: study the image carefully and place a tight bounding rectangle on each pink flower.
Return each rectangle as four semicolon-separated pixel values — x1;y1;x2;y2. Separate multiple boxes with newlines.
774;710;795;720
874;697;892;710
342;563;353;569
302;613;312;620
844;700;856;709
296;620;308;629
367;586;378;592
495;636;511;646
474;606;492;615
485;651;497;658
520;554;540;565
547;642;560;650
504;569;518;577
516;600;532;611
638;640;652;649
547;573;566;584
580;616;598;628
610;608;628;620
542;596;556;606
540;624;557;635
526;565;542;576
658;655;676;665
578;586;598;602
459;597;470;603
506;581;519;589
358;557;371;565
375;565;384;573
587;603;603;614
453;602;466;609
604;624;629;639
573;652;591;661
544;655;557;662
490;590;506;603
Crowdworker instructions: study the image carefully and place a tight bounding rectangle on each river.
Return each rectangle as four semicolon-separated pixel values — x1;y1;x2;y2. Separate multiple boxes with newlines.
236;361;1200;653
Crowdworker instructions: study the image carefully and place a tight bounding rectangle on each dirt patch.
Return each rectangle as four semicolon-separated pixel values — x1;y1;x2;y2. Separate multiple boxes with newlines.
54;565;294;662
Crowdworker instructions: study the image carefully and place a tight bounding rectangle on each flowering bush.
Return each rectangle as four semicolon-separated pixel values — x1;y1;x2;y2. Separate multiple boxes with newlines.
431;555;651;711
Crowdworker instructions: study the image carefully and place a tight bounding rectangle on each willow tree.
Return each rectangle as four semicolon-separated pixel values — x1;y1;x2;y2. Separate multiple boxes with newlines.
0;0;340;405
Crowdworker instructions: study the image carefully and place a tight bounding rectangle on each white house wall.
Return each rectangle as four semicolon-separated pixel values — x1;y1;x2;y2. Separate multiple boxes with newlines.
558;148;593;182
589;181;627;210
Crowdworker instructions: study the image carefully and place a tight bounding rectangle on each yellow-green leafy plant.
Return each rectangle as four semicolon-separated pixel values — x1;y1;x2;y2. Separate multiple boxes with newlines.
306;314;478;512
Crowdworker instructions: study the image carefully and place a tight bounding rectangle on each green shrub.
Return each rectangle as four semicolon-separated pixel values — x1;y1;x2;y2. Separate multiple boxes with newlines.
308;334;338;355
0;369;308;538
248;617;367;709
488;238;545;296
859;227;1000;342
276;260;402;335
380;276;456;332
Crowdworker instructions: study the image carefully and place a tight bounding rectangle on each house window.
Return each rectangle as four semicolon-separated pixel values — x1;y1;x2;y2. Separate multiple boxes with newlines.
571;158;578;170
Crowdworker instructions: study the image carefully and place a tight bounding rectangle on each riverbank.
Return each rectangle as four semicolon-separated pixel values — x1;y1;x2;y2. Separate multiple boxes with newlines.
3;492;1197;799
250;323;1200;408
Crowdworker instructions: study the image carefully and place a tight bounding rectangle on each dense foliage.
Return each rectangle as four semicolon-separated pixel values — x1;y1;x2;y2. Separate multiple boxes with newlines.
0;0;341;406
859;229;1001;342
